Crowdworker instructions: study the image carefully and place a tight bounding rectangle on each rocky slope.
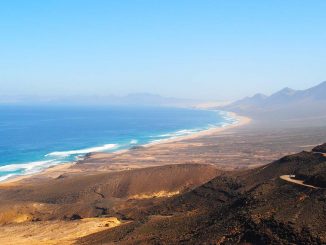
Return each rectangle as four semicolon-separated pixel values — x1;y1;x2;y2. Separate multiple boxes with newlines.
0;164;219;224
77;144;326;244
0;144;325;244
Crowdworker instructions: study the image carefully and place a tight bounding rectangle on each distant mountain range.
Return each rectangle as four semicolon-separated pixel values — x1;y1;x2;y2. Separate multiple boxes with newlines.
109;93;200;107
0;93;200;107
2;82;325;119
219;81;326;121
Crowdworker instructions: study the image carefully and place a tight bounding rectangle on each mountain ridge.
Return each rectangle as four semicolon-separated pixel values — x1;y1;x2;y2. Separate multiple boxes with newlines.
0;93;200;107
219;81;326;121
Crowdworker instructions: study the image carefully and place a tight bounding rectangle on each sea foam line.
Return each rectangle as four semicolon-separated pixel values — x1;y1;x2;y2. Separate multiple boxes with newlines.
0;110;238;182
0;160;59;172
0;160;62;181
0;174;16;182
150;128;203;139
45;144;119;157
0;144;120;182
148;111;238;143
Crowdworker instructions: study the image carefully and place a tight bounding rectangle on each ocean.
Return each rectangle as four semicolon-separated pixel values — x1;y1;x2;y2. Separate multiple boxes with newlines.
0;105;236;181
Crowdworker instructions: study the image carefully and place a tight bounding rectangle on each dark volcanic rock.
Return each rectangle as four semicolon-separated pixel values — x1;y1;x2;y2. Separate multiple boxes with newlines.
69;214;82;220
130;145;145;150
305;174;326;188
312;143;326;153
76;145;326;244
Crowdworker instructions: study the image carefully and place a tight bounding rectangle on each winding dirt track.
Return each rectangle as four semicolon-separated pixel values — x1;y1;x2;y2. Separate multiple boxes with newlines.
280;175;319;189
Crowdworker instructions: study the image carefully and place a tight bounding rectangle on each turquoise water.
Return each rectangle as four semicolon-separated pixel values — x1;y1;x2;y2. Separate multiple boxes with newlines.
0;105;236;181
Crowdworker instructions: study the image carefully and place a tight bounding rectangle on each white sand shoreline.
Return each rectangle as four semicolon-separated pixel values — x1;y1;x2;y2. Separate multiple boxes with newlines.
0;111;251;185
144;111;251;147
92;111;251;155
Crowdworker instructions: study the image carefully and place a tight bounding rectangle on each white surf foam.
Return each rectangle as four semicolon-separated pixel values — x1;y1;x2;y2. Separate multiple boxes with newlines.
0;160;62;182
0;160;57;172
148;110;238;143
45;144;119;158
130;139;138;144
0;144;120;182
0;174;16;182
152;128;202;139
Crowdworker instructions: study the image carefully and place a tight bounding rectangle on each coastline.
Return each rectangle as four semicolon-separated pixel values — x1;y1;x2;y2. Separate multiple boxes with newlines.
144;112;251;147
77;111;251;157
0;111;251;185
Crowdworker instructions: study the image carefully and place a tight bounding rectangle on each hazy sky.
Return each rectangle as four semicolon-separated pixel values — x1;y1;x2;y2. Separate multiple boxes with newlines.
1;1;326;100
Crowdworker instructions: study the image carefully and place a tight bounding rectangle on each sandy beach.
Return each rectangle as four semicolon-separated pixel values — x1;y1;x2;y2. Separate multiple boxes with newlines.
0;112;325;244
1;112;251;185
144;112;251;146
3;110;326;189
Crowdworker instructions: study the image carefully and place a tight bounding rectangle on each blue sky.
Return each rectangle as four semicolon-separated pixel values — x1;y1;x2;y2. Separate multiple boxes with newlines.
1;0;326;100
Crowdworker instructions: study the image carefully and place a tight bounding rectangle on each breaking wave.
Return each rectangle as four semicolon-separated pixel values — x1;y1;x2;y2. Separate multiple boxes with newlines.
0;109;238;182
0;160;61;181
45;144;119;158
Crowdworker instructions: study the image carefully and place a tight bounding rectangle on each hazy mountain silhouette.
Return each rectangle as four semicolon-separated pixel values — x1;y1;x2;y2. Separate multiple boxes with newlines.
220;81;326;121
0;93;200;107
